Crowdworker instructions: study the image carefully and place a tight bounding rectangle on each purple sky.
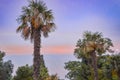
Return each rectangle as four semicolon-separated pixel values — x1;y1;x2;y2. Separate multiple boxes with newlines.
0;0;120;79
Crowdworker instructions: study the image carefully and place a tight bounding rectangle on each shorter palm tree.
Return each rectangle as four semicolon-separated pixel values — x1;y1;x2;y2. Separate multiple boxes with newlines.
74;31;113;80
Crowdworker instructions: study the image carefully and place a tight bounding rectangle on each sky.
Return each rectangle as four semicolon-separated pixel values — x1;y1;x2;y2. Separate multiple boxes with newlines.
0;0;120;79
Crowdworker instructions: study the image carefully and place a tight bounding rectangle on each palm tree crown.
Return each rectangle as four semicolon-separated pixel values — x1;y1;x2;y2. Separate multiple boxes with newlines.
17;0;55;40
75;31;113;58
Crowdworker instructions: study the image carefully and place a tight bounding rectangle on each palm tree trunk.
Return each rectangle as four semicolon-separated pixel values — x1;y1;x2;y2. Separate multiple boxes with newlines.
91;51;98;80
33;29;41;80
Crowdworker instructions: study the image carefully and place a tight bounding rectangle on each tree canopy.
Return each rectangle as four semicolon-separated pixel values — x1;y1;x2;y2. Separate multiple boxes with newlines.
0;51;14;80
13;55;49;80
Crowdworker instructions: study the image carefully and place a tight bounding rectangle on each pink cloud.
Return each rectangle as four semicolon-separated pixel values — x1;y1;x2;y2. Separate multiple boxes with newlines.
1;41;119;55
0;45;33;54
42;45;74;54
0;45;74;55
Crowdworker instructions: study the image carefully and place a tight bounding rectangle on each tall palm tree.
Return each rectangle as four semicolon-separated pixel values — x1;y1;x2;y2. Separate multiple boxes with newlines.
74;31;113;80
16;0;55;80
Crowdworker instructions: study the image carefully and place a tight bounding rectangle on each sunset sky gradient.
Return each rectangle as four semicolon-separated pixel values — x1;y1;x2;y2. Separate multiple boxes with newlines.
0;0;120;79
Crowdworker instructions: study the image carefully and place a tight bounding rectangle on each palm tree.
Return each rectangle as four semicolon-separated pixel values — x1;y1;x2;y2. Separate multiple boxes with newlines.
74;31;113;80
16;0;55;80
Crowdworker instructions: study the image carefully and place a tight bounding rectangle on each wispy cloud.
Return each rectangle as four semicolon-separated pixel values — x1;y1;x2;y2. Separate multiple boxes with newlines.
42;45;74;54
0;45;33;54
0;45;74;55
1;41;119;55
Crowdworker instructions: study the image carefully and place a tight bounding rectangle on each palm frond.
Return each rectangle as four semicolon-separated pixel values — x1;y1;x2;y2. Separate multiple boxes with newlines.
17;14;26;24
44;10;54;22
21;27;31;40
43;31;48;38
48;22;56;31
83;31;92;41
37;0;47;13
41;22;55;37
16;25;24;33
